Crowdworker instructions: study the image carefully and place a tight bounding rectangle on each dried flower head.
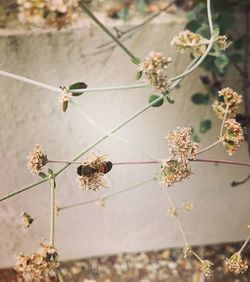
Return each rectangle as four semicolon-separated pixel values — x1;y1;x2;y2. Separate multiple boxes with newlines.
225;253;248;274
167;127;200;160
59;86;72;112
159;159;192;187
183;246;192;259
17;0;80;27
223;119;244;156
140;51;172;94
77;153;109;191
200;259;213;277
15;243;59;281
167;207;177;217
214;35;231;51
171;30;207;57
27;144;48;175
21;212;34;229
183;202;194;211
212;87;242;119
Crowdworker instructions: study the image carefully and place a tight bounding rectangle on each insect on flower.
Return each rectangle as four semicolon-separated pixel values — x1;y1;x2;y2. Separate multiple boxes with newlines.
77;153;113;191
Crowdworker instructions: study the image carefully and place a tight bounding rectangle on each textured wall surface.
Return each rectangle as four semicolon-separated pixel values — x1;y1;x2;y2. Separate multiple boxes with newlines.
0;13;249;268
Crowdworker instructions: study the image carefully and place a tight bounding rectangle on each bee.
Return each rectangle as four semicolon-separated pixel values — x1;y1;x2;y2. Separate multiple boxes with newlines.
77;154;113;176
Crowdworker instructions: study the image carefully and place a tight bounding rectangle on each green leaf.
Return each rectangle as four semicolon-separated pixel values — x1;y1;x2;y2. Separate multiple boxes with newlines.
199;119;212;133
117;6;129;20
136;70;143;80
131;57;141;65
48;168;54;177
192;134;201;143
185;20;201;32
214;54;229;73
191;93;209;105
69;82;88;97
166;96;175;104
136;0;146;13
38;172;47;178
148;95;164;107
213;27;220;37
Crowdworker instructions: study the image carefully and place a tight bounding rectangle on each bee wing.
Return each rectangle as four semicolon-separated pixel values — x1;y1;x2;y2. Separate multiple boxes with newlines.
86;154;107;167
97;175;112;189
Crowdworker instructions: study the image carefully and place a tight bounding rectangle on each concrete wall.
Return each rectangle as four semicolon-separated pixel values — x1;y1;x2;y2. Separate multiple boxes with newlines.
0;13;249;267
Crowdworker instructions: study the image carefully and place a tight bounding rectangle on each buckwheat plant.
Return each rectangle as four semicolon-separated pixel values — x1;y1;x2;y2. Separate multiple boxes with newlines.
0;0;250;280
224;235;250;274
17;0;80;27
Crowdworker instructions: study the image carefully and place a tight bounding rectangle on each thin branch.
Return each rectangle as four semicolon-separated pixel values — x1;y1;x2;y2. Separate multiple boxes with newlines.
220;104;229;138
79;1;139;63
50;177;155;214
191;158;250;167
163;189;189;247
207;0;214;35
197;139;222;155
70;100;161;162
49;174;56;247
96;1;175;50
170;36;215;82
0;70;147;94
238;235;250;255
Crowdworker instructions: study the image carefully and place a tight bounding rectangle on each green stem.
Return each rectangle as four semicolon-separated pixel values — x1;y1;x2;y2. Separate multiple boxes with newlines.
79;2;139;63
197;139;222;155
56;268;65;282
207;0;214;35
170;37;214;82
220;104;229;138
49;175;56;246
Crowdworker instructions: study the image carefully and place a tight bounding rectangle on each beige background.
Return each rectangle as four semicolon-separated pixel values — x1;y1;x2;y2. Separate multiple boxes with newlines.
0;12;249;267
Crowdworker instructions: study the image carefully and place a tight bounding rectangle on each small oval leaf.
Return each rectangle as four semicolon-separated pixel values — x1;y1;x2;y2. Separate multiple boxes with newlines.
38;172;47;178
166;96;175;104
191;92;209;105
61;100;69;112
136;70;143;80
199;119;212;133
69;82;88;97
148;95;164;107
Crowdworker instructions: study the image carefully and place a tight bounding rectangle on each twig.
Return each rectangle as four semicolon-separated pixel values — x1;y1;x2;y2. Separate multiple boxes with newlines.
79;1;139;63
238;235;250;255
220;104;229;138
0;70;147;94
197;139;222;155
96;1;175;50
191;158;250;167
49;174;56;247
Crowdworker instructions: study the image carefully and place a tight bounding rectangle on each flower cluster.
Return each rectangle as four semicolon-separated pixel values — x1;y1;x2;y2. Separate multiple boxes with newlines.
21;212;34;229
17;0;80;28
167;207;177;217
212;87;242;119
159;127;199;187
159;159;192;187
140;51;172;94
27;144;48;175
15;243;59;281
171;30;231;57
214;35;231;51
167;127;200;160
77;153;109;191
225;253;248;274
171;30;207;57
223;119;244;156
200;259;213;276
